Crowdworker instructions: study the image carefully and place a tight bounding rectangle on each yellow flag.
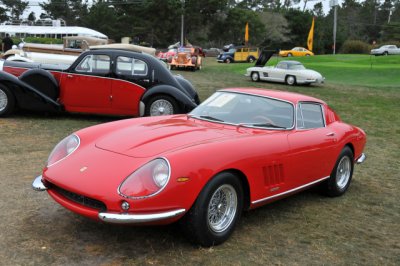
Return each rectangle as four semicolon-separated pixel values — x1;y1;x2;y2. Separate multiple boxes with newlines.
307;17;315;51
245;22;249;44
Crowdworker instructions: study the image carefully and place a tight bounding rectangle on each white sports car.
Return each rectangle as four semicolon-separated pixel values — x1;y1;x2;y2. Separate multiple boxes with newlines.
246;53;325;86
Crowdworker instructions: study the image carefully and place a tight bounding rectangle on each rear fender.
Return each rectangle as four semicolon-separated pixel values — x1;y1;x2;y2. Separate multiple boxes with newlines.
141;85;198;112
0;71;62;111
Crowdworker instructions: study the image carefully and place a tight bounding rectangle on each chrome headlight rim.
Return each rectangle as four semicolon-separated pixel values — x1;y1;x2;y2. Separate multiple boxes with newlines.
47;134;80;168
117;157;171;200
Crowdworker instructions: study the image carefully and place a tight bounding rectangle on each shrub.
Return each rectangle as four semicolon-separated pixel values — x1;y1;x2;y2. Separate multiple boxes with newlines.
340;40;371;54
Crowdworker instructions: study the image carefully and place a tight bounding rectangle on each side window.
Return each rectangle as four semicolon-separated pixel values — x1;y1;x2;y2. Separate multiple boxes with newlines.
277;63;287;69
116;56;148;76
297;103;325;129
75;54;110;74
242;48;248;53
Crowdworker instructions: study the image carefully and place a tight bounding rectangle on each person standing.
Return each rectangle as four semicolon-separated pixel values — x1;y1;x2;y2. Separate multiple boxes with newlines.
2;34;14;53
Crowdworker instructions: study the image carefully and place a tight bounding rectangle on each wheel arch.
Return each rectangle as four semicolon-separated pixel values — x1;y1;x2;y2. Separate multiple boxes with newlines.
344;142;355;157
141;85;197;113
0;71;62;112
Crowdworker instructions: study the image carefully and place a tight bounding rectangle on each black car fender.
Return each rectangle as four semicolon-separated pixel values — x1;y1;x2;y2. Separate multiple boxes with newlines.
141;85;198;112
0;71;62;111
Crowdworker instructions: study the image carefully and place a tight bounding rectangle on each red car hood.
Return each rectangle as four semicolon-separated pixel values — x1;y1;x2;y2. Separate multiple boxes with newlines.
95;117;229;158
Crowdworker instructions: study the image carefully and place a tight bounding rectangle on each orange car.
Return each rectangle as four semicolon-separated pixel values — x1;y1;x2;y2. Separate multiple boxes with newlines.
168;47;203;71
279;47;314;57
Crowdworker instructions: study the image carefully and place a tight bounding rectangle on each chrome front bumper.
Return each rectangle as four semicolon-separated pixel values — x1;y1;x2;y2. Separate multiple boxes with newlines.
32;175;47;191
98;209;186;224
32;175;185;224
356;153;367;164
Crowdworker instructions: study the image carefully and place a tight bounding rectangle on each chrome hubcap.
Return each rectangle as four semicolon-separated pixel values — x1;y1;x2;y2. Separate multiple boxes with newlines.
207;184;237;233
336;156;351;189
150;99;174;116
0;89;8;112
251;73;258;81
287;77;294;84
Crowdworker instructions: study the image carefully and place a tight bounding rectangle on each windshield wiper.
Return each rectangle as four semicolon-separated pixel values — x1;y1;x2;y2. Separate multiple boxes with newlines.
187;114;225;122
198;115;225;122
239;123;286;129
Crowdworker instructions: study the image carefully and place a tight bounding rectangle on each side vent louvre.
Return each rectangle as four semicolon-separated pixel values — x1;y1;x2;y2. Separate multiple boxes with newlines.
263;164;285;187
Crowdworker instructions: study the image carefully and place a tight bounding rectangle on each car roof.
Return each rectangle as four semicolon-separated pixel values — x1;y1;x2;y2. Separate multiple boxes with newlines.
278;60;302;65
220;88;326;105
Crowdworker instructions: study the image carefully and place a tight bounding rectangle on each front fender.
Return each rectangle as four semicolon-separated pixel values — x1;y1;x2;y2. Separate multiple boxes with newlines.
141;85;198;112
0;71;62;111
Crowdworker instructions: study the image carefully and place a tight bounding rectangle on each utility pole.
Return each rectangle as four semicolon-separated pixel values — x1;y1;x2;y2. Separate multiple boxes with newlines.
330;0;338;55
181;0;185;47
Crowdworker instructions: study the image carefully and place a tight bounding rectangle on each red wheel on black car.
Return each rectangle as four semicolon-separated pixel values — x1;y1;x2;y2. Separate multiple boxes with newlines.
182;172;243;247
0;84;15;117
145;95;179;116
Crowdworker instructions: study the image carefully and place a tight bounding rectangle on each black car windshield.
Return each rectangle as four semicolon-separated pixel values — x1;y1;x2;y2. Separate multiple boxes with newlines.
190;91;294;129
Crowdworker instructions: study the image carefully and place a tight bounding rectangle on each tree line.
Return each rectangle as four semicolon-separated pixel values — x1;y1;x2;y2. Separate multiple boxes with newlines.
1;0;399;53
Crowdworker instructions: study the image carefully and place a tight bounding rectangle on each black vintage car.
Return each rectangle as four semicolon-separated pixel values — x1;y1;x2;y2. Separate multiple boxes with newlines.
0;49;200;117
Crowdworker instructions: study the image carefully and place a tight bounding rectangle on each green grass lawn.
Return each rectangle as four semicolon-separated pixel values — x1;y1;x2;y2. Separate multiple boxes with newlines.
0;55;399;265
223;54;400;89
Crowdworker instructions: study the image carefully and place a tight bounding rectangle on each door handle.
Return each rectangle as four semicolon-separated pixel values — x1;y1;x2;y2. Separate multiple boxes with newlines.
67;74;73;78
326;132;335;137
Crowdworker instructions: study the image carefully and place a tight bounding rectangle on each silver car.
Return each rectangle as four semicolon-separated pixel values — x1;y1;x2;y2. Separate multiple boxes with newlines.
370;45;400;56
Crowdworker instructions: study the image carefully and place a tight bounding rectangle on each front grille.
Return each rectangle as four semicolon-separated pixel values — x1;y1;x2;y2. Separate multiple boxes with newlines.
49;182;107;211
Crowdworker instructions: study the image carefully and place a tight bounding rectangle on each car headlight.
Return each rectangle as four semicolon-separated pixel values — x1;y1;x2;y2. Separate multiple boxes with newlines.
47;134;80;167
118;158;170;199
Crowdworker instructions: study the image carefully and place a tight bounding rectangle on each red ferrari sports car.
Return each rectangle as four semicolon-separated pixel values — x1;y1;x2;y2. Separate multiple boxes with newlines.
32;88;366;246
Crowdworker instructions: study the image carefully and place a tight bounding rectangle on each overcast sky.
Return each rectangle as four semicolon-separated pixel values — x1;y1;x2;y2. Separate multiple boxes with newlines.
21;0;337;21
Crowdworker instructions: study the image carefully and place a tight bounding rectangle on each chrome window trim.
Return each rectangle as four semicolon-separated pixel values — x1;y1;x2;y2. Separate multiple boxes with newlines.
252;175;330;205
296;101;326;130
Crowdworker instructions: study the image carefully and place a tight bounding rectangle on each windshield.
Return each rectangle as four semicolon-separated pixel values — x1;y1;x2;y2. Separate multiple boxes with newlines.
228;49;236;53
190;91;294;129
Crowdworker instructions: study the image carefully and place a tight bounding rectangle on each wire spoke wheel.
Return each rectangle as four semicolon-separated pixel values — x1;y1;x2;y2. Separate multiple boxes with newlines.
0;89;8;112
207;184;237;233
149;99;174;116
336;156;351;189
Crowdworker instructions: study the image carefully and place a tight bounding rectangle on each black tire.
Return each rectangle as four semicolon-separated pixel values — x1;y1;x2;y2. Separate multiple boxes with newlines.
247;56;255;63
145;95;179;116
225;58;231;64
182;172;243;247
287;53;292;57
19;69;59;100
322;146;354;197
306;54;310;57
384;51;388;56
0;84;16;117
285;75;296;86
251;72;260;82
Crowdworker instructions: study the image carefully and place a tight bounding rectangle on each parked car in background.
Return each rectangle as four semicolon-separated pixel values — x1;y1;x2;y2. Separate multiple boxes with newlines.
370;45;400;56
168;46;203;71
246;51;324;85
217;46;259;63
0;49;199;117
32;88;366;246
279;47;314;57
156;48;177;62
3;36;107;59
203;48;222;57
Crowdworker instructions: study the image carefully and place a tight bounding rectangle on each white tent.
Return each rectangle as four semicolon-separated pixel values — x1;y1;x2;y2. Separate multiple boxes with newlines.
0;25;108;40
